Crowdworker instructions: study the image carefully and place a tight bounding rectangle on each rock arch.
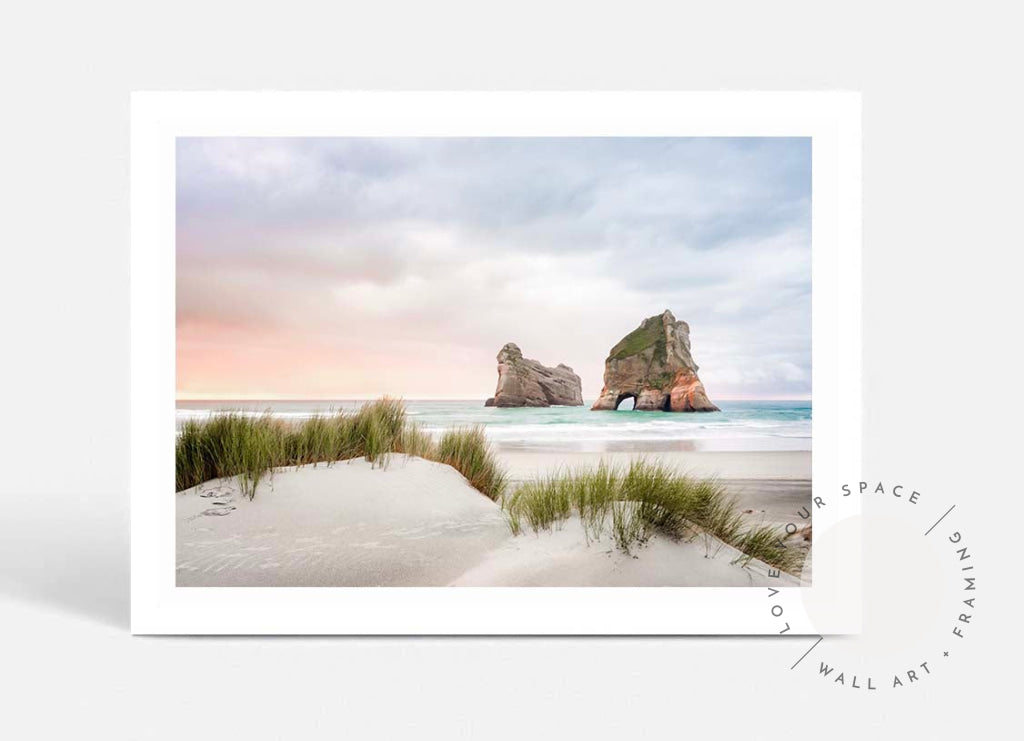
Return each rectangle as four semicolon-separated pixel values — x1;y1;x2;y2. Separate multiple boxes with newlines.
615;392;638;410
591;310;719;413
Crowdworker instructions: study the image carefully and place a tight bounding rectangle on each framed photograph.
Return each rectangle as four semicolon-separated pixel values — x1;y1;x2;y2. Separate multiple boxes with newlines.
131;91;861;634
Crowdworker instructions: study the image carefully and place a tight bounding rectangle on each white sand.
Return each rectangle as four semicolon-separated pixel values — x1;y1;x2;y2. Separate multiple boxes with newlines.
451;515;800;587
177;456;508;587
177;453;808;587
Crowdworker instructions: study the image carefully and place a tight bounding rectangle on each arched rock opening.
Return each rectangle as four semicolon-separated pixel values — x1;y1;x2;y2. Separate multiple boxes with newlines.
614;393;637;410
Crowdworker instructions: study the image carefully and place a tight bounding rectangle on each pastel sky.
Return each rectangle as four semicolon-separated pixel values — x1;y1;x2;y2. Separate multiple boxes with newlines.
176;137;811;400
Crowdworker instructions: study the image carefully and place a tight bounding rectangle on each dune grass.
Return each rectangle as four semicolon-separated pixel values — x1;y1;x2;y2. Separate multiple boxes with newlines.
175;412;286;500
175;398;505;502
502;458;801;573
436;426;507;501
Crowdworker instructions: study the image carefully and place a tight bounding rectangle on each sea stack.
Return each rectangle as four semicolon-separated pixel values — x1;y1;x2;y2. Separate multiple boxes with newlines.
485;343;584;408
591;310;719;412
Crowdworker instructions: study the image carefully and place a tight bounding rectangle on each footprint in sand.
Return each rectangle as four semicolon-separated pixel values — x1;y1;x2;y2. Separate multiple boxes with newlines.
199;489;231;498
201;505;236;516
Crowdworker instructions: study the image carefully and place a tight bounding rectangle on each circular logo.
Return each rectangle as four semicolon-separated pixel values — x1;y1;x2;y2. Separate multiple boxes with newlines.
779;482;977;691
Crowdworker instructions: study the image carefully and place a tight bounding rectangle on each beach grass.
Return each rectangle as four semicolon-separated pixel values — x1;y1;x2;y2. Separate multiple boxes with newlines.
435;426;507;501
175;398;506;502
175;413;285;500
502;458;801;573
176;398;412;498
395;423;437;459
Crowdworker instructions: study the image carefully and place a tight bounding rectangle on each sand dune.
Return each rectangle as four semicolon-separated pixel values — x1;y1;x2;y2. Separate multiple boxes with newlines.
177;454;807;587
450;515;800;587
177;456;508;587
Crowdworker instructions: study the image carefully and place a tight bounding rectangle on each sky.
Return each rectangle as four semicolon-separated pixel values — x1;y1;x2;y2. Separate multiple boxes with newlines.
176;137;811;400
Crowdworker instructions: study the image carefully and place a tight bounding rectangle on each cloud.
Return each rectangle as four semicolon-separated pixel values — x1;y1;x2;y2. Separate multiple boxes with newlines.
176;137;811;399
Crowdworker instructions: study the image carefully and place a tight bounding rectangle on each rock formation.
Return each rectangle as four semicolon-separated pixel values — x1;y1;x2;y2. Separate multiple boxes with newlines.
591;310;719;412
484;343;584;408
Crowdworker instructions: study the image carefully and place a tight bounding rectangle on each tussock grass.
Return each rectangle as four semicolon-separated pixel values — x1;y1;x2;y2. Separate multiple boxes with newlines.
733;524;799;572
349;396;406;468
436;426;507;501
175;412;286;500
176;397;414;497
502;459;801;573
175;398;506;503
395;424;437;459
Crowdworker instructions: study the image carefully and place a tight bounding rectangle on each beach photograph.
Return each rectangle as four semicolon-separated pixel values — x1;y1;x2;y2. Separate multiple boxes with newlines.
175;136;812;588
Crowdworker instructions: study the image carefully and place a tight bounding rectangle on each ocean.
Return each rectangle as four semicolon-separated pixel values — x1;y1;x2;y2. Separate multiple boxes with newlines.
176;399;810;453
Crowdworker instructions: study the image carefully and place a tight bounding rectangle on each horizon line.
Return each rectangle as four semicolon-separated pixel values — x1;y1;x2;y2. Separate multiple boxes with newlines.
176;395;813;403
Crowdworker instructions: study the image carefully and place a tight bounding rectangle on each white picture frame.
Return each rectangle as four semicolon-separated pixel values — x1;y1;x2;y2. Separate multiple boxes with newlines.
131;91;861;635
